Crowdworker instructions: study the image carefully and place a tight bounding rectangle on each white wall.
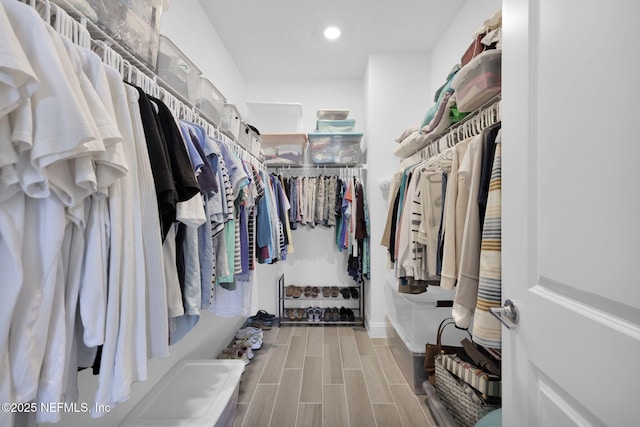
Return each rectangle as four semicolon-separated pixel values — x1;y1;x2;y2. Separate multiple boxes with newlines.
245;80;365;134
429;0;502;97
160;0;247;116
364;53;431;337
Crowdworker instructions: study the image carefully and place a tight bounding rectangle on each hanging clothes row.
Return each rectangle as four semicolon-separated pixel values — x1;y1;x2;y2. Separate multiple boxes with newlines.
382;119;502;348
0;1;270;425
269;167;370;285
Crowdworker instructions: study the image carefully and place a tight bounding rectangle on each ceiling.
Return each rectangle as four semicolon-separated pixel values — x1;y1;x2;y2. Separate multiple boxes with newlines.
198;0;466;81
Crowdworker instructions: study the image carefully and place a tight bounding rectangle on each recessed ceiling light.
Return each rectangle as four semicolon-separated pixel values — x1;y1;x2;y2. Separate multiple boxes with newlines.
324;26;341;40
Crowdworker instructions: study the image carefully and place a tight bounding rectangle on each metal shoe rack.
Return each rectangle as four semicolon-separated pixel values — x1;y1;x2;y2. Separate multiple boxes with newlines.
277;274;364;327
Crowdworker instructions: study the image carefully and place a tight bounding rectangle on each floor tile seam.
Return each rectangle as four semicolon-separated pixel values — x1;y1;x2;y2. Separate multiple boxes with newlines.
241;384;278;427
373;345;408;386
351;357;389;426
390;383;430;427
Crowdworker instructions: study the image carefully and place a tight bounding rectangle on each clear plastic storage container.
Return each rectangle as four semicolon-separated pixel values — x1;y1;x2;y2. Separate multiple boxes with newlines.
156;35;202;100
307;132;363;164
261;133;308;165
451;49;502;113
316;119;356;133
316;109;350;120
238;122;252;151
221;104;242;140
195;77;226;124
121;360;244;427
250;132;262;158
67;0;164;69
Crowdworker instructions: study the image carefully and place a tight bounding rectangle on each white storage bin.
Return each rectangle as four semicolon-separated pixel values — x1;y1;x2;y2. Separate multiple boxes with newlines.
238;122;252;151
261;133;307;165
156;35;202;100
221;104;242;140
121;359;244;427
250;132;262;158
246;102;303;133
451;49;502;113
316;119;356;133
307;132;363;164
316;109;349;120
195;77;226;124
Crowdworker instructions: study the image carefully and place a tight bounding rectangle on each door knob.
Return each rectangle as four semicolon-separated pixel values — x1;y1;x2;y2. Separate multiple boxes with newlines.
490;299;519;329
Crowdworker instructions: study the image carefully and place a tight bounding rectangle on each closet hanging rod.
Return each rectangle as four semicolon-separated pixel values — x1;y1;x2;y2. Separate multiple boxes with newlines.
404;93;502;160
266;164;367;170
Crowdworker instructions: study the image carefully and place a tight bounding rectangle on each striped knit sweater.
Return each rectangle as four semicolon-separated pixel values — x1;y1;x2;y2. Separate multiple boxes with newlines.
472;140;502;348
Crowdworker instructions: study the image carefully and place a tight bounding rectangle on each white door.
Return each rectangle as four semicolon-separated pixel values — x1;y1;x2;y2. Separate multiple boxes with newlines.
502;1;640;426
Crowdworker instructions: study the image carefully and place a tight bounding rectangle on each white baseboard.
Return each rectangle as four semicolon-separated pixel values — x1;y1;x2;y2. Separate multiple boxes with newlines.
366;320;390;339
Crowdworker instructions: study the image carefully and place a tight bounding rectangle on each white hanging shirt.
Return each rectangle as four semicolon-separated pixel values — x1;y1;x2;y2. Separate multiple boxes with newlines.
0;1;38;118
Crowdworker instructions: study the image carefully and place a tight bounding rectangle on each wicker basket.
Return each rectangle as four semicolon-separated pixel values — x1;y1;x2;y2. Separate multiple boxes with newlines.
434;355;500;427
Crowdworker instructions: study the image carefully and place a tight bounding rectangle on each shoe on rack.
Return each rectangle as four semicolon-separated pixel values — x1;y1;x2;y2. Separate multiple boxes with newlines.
322;287;331;298
311;287;319;298
323;308;332;322
294;308;305;321
313;307;322;322
285;286;295;297
345;308;356;322
340;288;351;299
306;306;314;321
285;309;295;321
350;288;359;299
339;307;348;321
304;286;312;297
330;287;339;298
331;307;340;321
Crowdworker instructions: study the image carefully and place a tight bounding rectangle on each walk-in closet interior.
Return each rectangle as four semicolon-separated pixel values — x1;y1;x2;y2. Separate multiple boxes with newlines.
3;0;639;426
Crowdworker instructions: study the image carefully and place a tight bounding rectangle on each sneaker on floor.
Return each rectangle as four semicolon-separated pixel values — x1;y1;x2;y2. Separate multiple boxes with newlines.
218;348;250;366
236;327;263;340
255;309;276;321
246;318;272;330
236;335;263;350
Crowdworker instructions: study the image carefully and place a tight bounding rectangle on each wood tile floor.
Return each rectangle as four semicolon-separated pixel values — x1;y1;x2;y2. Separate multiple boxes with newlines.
233;325;436;427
